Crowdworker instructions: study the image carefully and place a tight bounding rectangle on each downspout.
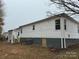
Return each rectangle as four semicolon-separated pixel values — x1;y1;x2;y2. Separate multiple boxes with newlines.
61;17;64;48
63;19;66;48
61;17;66;48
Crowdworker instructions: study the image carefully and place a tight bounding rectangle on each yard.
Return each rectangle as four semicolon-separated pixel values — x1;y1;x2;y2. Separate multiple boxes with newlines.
0;41;79;59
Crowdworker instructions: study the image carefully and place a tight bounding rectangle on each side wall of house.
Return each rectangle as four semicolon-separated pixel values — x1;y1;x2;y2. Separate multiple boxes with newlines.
20;17;79;48
21;17;62;38
62;17;79;38
61;17;79;48
13;16;79;48
20;17;62;48
21;17;79;39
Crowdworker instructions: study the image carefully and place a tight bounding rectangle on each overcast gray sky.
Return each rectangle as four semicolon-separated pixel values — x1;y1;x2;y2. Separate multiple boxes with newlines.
3;0;79;32
3;0;51;32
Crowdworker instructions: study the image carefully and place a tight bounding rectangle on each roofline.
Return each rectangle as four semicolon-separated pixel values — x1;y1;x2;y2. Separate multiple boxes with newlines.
8;13;79;31
19;13;79;28
8;27;20;32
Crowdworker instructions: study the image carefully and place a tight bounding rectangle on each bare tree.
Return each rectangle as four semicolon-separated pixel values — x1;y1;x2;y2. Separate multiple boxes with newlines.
50;0;79;15
0;0;4;38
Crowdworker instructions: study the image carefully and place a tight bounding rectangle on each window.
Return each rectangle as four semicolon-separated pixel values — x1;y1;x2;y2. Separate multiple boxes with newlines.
64;19;66;30
55;19;60;30
21;28;22;34
33;25;35;30
18;32;20;36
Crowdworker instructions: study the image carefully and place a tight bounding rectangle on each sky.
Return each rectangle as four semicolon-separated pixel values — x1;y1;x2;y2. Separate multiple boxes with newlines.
3;0;79;32
3;0;51;32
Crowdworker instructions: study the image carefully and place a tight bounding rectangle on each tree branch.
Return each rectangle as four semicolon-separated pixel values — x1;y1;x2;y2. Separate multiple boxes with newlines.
50;0;79;14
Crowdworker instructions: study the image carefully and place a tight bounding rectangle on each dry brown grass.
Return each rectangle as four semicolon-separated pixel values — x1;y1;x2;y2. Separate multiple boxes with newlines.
0;41;56;59
0;41;79;59
55;44;79;59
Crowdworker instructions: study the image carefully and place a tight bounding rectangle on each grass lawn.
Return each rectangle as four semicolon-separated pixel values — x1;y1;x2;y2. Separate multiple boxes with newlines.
0;41;79;59
0;41;55;59
57;44;79;59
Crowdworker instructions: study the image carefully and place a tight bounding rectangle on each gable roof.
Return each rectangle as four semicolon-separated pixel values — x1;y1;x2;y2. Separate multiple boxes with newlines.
19;13;79;28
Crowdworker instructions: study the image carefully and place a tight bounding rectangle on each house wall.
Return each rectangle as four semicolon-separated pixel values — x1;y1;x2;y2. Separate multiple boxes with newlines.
21;17;62;38
8;31;14;43
20;17;63;48
21;17;79;39
7;15;79;48
61;17;79;48
66;39;79;48
13;29;19;39
19;16;79;48
12;28;21;43
61;17;79;38
46;38;61;48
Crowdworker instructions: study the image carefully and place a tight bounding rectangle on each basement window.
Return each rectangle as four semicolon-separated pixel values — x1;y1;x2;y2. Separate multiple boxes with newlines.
55;19;60;30
33;25;35;30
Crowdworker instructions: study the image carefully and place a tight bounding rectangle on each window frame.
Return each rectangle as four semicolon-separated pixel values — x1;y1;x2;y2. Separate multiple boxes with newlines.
55;19;60;30
64;19;66;30
33;25;35;30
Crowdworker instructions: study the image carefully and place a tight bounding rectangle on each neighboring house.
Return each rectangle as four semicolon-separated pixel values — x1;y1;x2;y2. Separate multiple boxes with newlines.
8;30;13;43
7;13;79;48
3;32;8;39
8;27;21;43
13;27;22;43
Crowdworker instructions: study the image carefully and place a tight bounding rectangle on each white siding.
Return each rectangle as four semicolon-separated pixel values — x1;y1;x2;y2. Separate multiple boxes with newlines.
13;29;18;39
21;17;79;39
21;17;62;38
62;17;79;38
8;28;21;43
13;28;21;42
8;31;14;43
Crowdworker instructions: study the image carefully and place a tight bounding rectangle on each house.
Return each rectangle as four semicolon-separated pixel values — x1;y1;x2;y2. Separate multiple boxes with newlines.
7;27;21;43
7;13;79;48
8;30;14;43
3;32;8;40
